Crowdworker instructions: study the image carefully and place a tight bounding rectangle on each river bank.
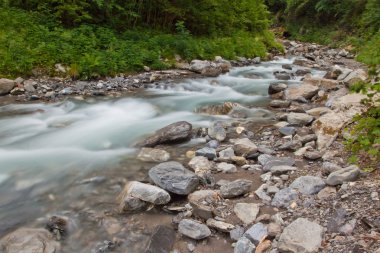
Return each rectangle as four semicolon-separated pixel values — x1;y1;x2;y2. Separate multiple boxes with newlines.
0;40;379;253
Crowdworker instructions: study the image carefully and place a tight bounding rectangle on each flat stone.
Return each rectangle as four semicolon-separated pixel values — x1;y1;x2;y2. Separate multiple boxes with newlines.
144;225;176;253
178;219;211;240
279;127;296;136
217;162;237;173
234;237;256;253
0;228;60;253
206;218;234;232
278;141;302;151
195;147;217;160
270;165;297;175
284;83;319;100
220;179;252;198
149;161;199;195
306;107;332;117
207;140;219;149
255;184;272;202
0;78;16;95
278;218;323;253
317;186;337;200
141;121;192;147
233;138;258;156
234;203;260;224
244;223;268;245
137;148;170;162
290;176;326;195
271;188;298;208
287;113;314;126
188;190;219;220
119;181;171;205
303;76;339;91
325;165;360;186
188;156;212;177
258;154;273;166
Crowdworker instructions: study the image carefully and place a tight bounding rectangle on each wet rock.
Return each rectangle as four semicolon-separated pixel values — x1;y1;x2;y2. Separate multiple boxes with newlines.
141;121;192;147
230;226;245;241
118;196;148;213
287;113;314;126
234;237;256;253
0;78;15;95
317;186;337;199
220;179;252;198
208;122;227;141
304;150;322;160
278;218;323;253
284;83;319;100
188;190;219;220
269;100;291;108
270;165;297;175
217;162;237;173
144;225;176;253
178;219;211;240
46;215;76;239
195;147;217;160
290;176;325;195
244;223;268;245
279;127;296;136
268;83;288;95
137;148;170;162
325;165;360;186
206;218;234;232
188;156;212;177
0;228;60;253
149;161;199;195
234;203;260;224
121;181;170;205
274;72;292;80
282;64;292;70
233;138;258;156
295;69;311;76
271;188;298;208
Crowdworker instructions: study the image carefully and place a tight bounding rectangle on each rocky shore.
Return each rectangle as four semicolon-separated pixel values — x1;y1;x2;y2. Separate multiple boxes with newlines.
0;40;379;253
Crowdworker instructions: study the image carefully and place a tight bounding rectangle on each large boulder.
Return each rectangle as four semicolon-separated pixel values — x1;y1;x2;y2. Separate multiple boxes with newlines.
343;69;368;87
278;218;323;253
149;161;199;195
0;78;15;96
284;83;319;100
141;121;192;147
189;60;230;77
268;83;288;95
0;228;60;253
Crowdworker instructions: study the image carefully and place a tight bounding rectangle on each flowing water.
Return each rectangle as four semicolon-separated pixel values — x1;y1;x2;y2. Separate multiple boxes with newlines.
0;58;325;252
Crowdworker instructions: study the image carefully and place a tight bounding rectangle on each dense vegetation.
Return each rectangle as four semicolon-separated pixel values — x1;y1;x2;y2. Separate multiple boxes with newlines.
0;0;280;79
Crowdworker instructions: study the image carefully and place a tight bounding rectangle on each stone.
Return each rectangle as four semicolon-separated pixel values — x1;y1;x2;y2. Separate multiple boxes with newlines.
269;100;291;108
260;172;272;182
312;112;347;150
118;181;170;205
278;141;303;151
206;218;234;232
144;226;176;253
219;147;235;161
263;157;295;172
267;223;282;237
0;228;60;253
278;218;323;253
284;83;319;100
188;156;212;177
343;69;368;86
118;196;148;213
233;138;258;156
208;122;227;141
207;140;219;149
282;64;292;70
195;147;216;160
10;87;25;95
0;78;15;95
304;151;322;160
141;121;192;147
267;185;280;194
230;226;245;241
234;237;256;253
137;148;170;162
258;154;273;166
306;107;332;117
149;161;199;195
317;186;337;200
232;156;247;166
255;184;272;202
330;93;367;115
325;165;360;186
188;190;219;220
270;165;297;175
234;203;260;224
220;179;252;198
279;127;296;136
217;162;237;173
271;188;298;208
303;76;339;91
275;72;291;80
339;219;356;235
268;83;288;95
178;219;211;240
287;113;314;126
244;223;268;245
290;176;326;195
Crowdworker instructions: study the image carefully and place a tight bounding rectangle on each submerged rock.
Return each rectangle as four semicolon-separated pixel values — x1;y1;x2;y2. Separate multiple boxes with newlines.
141;121;192;147
137;148;170;162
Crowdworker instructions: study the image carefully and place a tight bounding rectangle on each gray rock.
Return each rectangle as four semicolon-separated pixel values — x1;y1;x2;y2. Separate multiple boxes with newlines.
119;196;148;213
271;188;298;208
207;140;219;149
219;147;235;161
304;151;322;160
258;154;273;166
141;121;192;147
244;222;268;245
234;237;256;253
122;181;171;205
188;156;212;177
322;162;342;175
217;162;237;173
230;226;245;241
269;83;288;95
275;72;291;80
278;218;323;253
195;147;216;160
290;176;326;195
270;165;297;175
208;122;227;141
0;78;15;95
178;219;211;240
255;184;272;202
144;225;176;253
233;138;258;156
137;148;170;162
278;140;303;151
268;222;282;237
279;127;296;136
188;190;219;220
220;179;252;198
263;157;295;172
269;100;291;108
149;161;199;195
287;113;314;126
325;165;360;186
206;218;234;232
234;203;260;224
0;228;60;253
